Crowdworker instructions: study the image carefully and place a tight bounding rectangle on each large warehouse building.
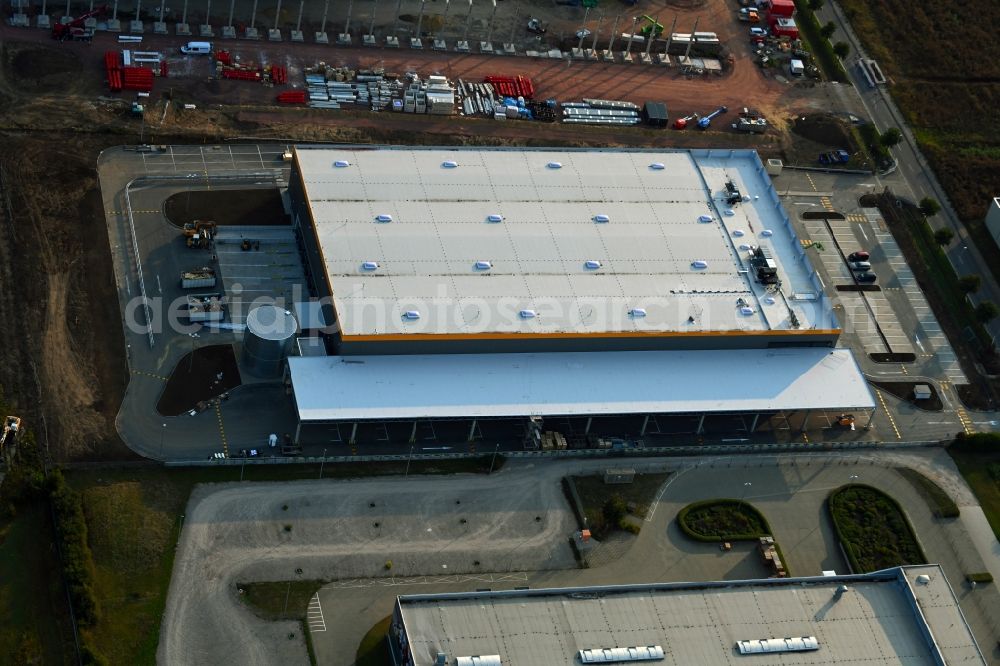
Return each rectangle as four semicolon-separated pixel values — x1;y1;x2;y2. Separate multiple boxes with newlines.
388;566;985;665
283;146;875;445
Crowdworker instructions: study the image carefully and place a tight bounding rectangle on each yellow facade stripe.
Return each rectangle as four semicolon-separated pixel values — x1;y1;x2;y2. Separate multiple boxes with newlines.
341;329;843;343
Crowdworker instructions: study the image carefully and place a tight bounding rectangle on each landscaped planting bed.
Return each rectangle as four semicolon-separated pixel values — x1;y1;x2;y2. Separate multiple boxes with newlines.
828;484;926;573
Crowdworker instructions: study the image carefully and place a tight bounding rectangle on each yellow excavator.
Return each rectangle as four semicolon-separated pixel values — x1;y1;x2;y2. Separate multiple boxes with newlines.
183;220;217;248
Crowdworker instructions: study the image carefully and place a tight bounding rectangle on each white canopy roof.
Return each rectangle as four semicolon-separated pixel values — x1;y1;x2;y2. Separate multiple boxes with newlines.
288;348;873;422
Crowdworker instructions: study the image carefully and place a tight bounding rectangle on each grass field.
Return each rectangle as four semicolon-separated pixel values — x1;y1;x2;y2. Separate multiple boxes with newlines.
0;504;76;664
828;484;927;573
356;615;393;666
239;581;324;621
949;449;1000;541
895;468;960;519
66;457;500;665
838;0;1000;258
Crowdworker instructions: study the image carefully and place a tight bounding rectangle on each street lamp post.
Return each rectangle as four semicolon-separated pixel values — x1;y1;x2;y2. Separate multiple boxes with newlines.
489;443;500;474
405;444;414;476
319;448;327;479
740;481;752;508
160;422;166;458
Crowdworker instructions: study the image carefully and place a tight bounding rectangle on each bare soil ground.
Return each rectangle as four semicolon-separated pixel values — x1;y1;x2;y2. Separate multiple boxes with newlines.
164;189;290;227
157;345;242;416
0;24;852;460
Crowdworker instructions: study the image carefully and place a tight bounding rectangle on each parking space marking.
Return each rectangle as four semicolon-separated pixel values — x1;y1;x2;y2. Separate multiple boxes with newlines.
307;594;327;632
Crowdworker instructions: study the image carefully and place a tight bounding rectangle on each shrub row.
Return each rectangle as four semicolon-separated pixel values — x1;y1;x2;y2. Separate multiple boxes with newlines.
966;572;994;584
828;484;927;573
857;123;893;170
951;432;1000;452
49;471;101;628
792;0;849;83
676;499;773;542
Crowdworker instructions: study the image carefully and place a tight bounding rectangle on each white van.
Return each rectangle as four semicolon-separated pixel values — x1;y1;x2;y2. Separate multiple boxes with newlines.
180;41;213;55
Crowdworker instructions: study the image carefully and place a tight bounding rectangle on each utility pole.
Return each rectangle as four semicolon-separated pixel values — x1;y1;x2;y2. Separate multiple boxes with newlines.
644;13;658;56
625;15;638;54
606;13;620;53
591;12;602;52
576;5;589;50
684;17;699;61
663;15;677;60
462;0;473;43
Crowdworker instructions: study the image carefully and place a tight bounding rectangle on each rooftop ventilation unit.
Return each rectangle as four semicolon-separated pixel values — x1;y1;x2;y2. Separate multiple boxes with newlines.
740;306;755;316
585;260;602;269
547;161;563;169
733;229;745;237
763;296;776;305
594;214;610;223
749;246;779;285
475;261;493;270
375;214;393;223
629;308;647;318
456;657;502;666
578;645;665;663
761;229;774;237
519;309;537;319
691;260;709;269
402;310;421;320
334;160;350;168
487;214;504;223
361;261;379;271
725;180;743;205
442;161;459;168
698;214;714;223
736;637;818;655
723;209;735;216
649;162;665;170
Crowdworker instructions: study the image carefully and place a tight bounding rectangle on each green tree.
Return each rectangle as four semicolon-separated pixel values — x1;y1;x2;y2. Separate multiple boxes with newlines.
820;21;836;38
933;227;954;246
975;301;999;323
958;275;982;294
833;41;850;58
919;197;941;217
603;495;627;525
880;127;902;148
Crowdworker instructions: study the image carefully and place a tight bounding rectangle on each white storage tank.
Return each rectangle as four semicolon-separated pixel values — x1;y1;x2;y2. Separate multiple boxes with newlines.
242;305;298;378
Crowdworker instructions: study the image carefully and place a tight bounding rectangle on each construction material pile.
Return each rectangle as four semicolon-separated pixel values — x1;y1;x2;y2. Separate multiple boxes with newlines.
105;51;155;92
562;99;640;126
215;51;287;85
301;65;455;114
456;78;553;121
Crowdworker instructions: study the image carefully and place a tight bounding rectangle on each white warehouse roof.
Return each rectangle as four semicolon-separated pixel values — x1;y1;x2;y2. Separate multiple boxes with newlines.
395;566;985;666
293;147;838;341
287;347;873;422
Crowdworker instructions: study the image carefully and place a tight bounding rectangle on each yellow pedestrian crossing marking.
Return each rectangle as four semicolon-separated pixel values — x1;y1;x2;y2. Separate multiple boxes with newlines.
800;239;814;248
214;401;229;455
848;214;866;223
131;369;168;381
956;408;974;435
820;197;835;212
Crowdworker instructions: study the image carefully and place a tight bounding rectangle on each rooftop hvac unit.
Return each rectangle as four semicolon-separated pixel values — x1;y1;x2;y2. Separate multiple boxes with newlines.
456;656;502;666
736;636;819;655
578;645;665;663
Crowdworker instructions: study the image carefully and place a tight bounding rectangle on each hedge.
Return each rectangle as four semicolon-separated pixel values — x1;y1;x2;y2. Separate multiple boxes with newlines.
966;572;994;584
49;470;101;627
895;468;960;519
792;0;849;83
828;484;927;573
677;499;773;542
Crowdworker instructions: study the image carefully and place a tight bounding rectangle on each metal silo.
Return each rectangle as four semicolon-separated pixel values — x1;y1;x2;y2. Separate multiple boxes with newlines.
242;305;298;378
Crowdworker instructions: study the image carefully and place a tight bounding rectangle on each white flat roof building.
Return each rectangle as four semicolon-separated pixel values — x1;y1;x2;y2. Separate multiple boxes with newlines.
290;147;839;352
288;347;874;423
391;566;985;666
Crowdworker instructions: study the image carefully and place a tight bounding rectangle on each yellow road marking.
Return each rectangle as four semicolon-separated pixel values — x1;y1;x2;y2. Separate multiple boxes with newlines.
875;390;902;439
131;370;168;381
214;401;229;456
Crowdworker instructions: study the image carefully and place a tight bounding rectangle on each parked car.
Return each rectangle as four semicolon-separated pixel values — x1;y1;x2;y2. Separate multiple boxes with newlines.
848;250;870;262
848;261;872;271
856;272;878;283
749;27;767;38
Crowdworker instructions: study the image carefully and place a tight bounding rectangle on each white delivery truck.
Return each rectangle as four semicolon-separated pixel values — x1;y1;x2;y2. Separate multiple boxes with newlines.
180;41;213;55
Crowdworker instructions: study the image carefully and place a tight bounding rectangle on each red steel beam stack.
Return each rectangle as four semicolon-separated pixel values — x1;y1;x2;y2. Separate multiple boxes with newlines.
221;68;262;81
276;90;306;104
215;50;232;65
122;66;154;92
484;75;535;100
105;51;122;92
269;65;287;85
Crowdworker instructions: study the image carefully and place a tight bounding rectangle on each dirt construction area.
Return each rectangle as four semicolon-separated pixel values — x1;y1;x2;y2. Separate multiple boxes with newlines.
157;469;577;665
0;18;870;462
